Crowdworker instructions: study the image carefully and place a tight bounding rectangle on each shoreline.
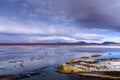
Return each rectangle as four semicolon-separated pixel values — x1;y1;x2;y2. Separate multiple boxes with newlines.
0;44;120;48
0;65;55;80
57;54;120;79
0;42;119;47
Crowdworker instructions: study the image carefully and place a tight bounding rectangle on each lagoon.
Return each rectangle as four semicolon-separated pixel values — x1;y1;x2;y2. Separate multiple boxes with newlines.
0;45;120;80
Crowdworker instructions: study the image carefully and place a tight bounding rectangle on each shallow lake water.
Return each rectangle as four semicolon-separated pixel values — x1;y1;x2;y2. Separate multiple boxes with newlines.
0;45;120;80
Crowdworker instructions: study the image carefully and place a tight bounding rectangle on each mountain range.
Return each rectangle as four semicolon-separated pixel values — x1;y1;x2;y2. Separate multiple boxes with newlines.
75;41;119;45
0;41;119;46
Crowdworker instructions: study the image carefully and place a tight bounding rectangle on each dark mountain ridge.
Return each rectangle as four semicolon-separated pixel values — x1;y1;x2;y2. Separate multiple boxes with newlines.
0;41;119;46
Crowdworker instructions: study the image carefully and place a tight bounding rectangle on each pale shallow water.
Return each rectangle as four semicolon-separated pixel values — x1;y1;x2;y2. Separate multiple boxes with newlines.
0;45;120;80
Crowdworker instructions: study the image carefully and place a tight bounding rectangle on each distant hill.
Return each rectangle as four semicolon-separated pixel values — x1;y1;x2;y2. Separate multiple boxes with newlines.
75;41;101;45
75;41;119;45
75;41;88;45
102;42;118;45
0;41;120;46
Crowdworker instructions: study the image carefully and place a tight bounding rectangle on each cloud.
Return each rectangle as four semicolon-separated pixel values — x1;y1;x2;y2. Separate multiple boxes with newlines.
1;0;120;32
30;36;77;42
103;37;120;43
24;0;120;32
9;0;19;2
67;0;120;31
0;16;105;42
72;33;105;41
0;17;76;36
2;0;118;42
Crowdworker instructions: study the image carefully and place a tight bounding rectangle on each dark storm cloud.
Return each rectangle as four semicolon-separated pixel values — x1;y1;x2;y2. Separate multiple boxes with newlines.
67;0;120;31
24;0;120;31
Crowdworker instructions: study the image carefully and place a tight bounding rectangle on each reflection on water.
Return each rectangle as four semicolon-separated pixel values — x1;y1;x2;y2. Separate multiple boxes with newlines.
0;46;120;80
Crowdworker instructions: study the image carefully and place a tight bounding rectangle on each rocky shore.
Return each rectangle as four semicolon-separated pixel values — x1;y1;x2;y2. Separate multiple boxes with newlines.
0;77;17;80
57;54;120;79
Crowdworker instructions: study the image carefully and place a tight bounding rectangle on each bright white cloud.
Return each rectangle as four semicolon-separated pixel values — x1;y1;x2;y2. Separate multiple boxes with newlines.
30;36;77;42
0;16;105;42
103;37;120;43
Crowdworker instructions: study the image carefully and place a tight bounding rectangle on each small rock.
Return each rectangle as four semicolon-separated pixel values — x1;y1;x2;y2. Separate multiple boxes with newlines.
27;74;30;78
66;59;79;64
81;56;89;59
91;54;102;57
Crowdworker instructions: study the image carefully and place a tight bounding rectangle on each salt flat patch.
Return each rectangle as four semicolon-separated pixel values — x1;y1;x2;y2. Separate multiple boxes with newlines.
74;45;120;48
0;59;56;76
98;61;120;70
0;54;78;76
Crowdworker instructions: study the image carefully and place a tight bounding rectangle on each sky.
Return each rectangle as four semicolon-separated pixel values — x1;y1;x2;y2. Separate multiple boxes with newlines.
0;0;120;43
